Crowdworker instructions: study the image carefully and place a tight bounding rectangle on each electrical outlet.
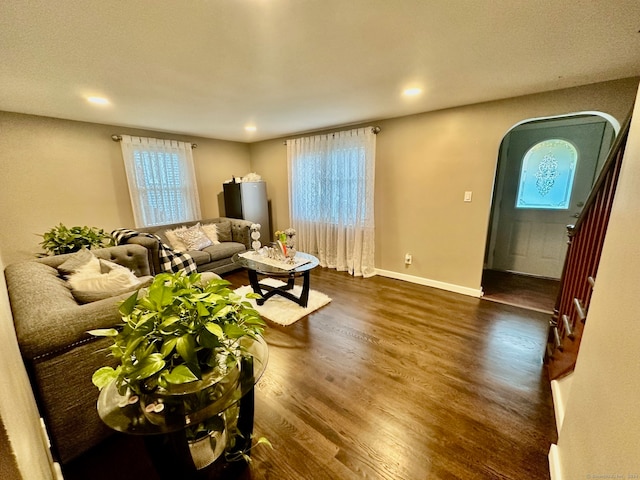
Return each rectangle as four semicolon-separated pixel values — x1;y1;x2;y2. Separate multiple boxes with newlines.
405;253;412;265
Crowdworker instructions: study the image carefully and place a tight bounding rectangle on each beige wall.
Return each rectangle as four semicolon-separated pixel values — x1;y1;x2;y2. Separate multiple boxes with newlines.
552;83;640;478
250;77;639;292
0;112;250;265
0;251;54;479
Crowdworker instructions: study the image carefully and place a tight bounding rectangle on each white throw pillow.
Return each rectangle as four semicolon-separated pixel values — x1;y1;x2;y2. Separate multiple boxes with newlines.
201;223;220;245
164;226;188;252
57;248;101;276
67;262;139;294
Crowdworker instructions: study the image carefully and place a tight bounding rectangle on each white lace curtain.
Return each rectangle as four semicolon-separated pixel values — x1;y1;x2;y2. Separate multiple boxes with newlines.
287;127;376;277
119;135;201;227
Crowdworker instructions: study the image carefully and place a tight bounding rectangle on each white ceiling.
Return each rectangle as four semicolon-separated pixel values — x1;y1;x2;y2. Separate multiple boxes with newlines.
1;1;639;143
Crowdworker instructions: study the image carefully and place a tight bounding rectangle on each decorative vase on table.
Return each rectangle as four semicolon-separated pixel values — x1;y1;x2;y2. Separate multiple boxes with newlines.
285;228;297;262
250;223;261;251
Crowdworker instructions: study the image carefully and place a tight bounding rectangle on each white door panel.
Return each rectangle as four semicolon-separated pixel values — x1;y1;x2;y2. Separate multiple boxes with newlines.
491;119;610;278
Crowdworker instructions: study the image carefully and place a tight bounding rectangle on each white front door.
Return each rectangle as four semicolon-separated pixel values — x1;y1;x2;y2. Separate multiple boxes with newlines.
491;118;612;278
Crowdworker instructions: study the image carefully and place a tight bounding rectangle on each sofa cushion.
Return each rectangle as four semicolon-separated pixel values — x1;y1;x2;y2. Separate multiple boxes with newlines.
202;242;246;261
186;249;211;266
216;221;232;242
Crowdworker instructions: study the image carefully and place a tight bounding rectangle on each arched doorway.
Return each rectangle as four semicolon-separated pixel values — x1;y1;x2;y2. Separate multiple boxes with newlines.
482;112;618;312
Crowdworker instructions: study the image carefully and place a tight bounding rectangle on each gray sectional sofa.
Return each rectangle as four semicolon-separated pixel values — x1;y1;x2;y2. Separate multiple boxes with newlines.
120;216;253;275
4;244;153;464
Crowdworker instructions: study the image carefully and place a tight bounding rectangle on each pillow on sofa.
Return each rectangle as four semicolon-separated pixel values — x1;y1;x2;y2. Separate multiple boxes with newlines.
175;223;213;251
57;248;101;276
99;258;132;274
67;261;142;304
164;226;188;252
216;221;232;242
201;223;220;245
71;276;153;304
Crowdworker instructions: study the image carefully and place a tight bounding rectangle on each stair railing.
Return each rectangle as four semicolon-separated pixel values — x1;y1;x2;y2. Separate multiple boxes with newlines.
545;112;632;380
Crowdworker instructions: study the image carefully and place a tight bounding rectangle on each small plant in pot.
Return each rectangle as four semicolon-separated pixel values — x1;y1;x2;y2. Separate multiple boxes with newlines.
90;271;270;468
39;223;113;256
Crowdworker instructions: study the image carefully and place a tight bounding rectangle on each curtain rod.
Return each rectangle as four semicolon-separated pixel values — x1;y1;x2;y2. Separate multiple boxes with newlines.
282;125;381;145
111;134;197;149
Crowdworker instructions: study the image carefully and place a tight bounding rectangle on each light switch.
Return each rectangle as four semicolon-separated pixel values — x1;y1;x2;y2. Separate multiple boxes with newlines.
464;191;473;202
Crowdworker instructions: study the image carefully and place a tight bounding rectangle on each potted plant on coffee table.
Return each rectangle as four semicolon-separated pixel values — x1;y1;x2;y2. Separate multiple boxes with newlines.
90;271;270;473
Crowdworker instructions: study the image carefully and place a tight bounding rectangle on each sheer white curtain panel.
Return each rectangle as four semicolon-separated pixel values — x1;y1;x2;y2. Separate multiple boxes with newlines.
287;127;376;277
120;135;201;228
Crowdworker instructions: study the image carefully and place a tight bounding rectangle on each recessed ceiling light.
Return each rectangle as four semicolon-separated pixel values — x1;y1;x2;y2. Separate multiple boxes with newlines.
245;125;257;132
402;87;422;97
87;96;109;105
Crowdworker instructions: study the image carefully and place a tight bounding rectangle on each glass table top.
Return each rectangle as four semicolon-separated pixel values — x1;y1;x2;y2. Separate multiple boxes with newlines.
96;336;268;435
232;251;319;276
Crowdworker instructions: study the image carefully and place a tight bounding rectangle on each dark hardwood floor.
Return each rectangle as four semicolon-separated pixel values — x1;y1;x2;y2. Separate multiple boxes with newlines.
63;268;556;480
481;269;560;314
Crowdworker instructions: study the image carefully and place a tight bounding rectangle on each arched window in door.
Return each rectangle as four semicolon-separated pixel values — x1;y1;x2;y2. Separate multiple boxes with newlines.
515;139;578;209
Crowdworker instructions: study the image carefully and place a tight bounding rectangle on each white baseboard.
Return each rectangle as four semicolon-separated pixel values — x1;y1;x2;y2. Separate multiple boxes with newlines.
550;373;574;434
53;462;64;480
549;443;563;480
375;269;483;297
39;417;63;480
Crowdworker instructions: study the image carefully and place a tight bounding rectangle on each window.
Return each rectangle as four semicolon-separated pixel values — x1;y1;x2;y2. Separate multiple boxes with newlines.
119;135;201;227
515;139;578;209
290;146;368;225
287;127;376;277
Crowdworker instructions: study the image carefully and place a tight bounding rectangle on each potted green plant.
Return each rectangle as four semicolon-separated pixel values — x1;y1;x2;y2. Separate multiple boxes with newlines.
90;271;270;469
39;223;113;256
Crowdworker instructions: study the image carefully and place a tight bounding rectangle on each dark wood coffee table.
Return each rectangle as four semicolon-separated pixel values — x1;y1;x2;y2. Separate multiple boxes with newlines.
232;251;319;307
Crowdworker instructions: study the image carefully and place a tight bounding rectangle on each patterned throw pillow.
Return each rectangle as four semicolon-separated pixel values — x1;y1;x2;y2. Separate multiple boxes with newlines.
175;223;213;251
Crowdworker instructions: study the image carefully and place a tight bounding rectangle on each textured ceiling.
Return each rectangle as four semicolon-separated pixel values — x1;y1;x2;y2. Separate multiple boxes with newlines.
1;0;639;142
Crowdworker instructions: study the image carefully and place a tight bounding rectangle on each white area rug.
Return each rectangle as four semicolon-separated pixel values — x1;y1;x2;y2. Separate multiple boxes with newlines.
235;278;331;326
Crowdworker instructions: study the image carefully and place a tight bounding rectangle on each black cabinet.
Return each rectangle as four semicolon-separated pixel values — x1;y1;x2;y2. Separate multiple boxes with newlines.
223;181;270;241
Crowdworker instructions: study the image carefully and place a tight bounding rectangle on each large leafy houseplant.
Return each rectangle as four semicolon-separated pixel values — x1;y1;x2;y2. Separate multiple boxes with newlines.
90;271;269;464
91;271;265;394
40;223;113;256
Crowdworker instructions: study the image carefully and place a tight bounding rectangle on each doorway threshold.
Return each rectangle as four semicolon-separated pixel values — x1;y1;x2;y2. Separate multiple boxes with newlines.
481;269;559;314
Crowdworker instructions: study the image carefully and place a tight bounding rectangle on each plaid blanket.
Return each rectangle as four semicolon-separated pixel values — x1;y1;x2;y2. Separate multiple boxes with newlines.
111;228;197;274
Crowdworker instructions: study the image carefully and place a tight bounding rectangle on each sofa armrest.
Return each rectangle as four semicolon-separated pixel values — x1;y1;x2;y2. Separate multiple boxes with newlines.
5;259;137;360
117;237;160;275
21;293;135;361
220;217;253;249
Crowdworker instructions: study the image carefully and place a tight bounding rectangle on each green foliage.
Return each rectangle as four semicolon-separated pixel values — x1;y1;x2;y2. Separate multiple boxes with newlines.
39;223;113;256
90;271;265;396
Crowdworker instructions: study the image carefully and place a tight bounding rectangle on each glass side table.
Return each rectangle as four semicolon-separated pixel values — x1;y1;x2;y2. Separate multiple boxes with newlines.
97;337;268;479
